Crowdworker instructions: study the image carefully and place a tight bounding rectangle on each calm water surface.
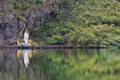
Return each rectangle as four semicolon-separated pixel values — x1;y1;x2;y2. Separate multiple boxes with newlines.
0;49;120;80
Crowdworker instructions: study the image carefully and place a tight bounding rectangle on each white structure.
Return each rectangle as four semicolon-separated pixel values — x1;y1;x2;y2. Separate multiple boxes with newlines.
24;30;29;46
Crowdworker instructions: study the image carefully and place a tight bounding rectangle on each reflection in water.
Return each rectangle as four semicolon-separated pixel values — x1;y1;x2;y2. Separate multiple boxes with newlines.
17;49;32;68
24;50;29;68
0;49;120;80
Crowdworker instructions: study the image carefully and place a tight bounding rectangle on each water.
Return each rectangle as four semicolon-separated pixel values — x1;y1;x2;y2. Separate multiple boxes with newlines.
0;49;120;80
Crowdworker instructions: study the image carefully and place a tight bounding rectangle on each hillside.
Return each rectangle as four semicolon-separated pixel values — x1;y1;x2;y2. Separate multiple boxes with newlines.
31;0;120;47
0;0;120;47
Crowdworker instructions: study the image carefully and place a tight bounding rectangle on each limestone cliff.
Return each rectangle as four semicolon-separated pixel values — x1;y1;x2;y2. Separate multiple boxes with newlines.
0;0;59;46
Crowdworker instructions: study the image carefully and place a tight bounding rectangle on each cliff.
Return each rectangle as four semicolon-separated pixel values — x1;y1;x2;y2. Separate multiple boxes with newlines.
0;0;59;46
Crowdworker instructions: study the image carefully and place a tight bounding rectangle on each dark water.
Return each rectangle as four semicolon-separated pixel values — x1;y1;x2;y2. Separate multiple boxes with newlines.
0;49;120;80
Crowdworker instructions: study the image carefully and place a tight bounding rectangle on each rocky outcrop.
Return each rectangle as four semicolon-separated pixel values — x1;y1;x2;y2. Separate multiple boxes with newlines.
0;0;18;45
0;0;59;46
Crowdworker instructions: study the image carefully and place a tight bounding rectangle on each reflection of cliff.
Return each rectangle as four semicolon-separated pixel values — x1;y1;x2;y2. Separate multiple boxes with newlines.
0;50;18;80
0;50;44;80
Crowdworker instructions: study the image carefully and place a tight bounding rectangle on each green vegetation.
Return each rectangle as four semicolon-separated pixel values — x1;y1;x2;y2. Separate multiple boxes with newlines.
30;0;120;47
12;0;120;47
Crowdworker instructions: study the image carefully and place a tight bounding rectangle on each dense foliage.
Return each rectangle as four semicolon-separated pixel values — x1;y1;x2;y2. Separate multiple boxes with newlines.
28;0;120;47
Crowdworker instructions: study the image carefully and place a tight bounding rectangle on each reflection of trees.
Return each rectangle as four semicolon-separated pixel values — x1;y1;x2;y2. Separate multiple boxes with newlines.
0;49;120;80
31;49;120;80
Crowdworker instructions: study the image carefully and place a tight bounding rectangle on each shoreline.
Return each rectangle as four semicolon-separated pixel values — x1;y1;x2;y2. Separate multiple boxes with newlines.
0;45;118;50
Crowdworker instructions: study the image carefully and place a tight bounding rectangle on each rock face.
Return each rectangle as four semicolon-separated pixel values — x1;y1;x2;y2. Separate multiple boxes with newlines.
0;0;58;46
0;0;18;46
